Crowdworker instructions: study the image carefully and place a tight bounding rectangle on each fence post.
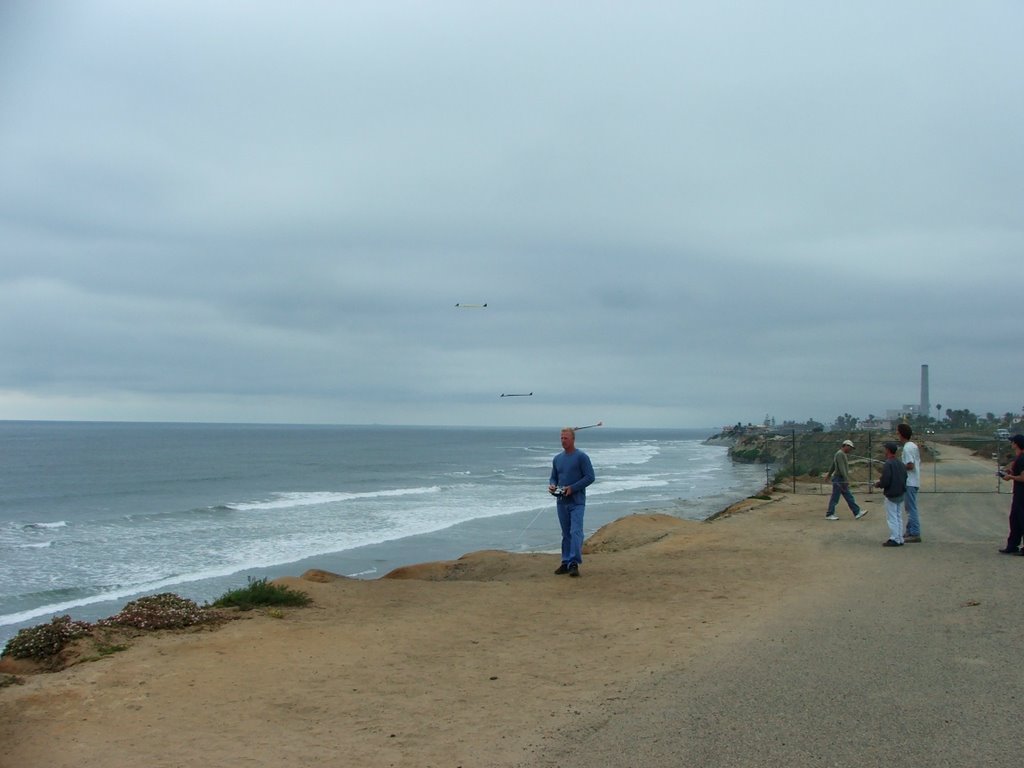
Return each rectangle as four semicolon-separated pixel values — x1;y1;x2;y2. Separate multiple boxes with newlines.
867;432;873;494
995;437;1002;493
791;429;796;493
932;440;937;492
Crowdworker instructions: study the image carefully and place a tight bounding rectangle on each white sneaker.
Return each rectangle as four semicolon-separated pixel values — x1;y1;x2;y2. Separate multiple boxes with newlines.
854;510;868;519
825;515;839;521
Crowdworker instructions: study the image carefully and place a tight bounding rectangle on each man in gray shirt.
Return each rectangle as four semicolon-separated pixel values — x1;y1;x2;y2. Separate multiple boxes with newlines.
825;439;867;521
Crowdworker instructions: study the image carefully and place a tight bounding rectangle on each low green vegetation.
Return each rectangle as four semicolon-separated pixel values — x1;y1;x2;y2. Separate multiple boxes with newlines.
211;577;312;611
93;639;130;657
732;447;763;462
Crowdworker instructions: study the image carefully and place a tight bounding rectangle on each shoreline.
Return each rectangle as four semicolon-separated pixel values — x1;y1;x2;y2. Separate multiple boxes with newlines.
0;486;772;673
0;423;758;638
0;489;789;752
0;475;768;648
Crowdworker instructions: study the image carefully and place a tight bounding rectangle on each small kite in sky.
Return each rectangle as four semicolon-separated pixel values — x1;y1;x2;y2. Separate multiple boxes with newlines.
455;303;488;308
573;421;604;430
500;392;533;397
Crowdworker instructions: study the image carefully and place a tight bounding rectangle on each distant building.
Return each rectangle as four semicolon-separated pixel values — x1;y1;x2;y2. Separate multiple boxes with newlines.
860;416;894;431
888;406;920;421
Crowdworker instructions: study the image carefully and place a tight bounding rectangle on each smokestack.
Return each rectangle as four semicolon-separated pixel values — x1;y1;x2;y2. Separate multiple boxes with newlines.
920;364;930;419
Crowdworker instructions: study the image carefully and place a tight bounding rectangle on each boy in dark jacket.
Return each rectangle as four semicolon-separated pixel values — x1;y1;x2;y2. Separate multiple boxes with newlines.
875;441;908;547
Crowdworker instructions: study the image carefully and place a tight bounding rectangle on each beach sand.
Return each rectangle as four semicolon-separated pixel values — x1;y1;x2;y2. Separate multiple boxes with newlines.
1;446;1020;767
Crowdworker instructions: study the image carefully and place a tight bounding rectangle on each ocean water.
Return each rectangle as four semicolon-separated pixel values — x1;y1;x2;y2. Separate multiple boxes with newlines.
0;422;765;646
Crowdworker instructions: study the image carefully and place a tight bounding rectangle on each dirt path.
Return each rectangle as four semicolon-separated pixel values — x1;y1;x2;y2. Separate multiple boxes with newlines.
526;489;1018;768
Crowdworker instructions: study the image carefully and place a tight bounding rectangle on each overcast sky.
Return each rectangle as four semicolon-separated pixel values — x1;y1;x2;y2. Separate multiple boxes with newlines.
0;1;1021;430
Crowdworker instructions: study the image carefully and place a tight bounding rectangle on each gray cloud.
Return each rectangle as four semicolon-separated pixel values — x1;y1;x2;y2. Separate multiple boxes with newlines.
0;1;1021;428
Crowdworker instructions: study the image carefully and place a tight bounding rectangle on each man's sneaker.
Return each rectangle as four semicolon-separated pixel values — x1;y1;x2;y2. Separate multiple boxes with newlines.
854;510;868;520
554;563;570;575
999;547;1020;555
904;535;922;543
825;515;839;521
883;539;904;547
568;563;580;578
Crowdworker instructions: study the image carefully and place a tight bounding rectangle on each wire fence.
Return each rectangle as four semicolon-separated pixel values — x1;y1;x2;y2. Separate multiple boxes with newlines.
765;435;1013;496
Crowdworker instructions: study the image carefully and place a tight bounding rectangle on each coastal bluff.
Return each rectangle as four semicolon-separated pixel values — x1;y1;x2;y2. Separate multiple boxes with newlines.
2;487;1018;768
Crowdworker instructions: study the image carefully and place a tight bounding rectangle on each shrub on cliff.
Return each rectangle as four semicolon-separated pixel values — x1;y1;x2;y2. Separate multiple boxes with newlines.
212;577;312;611
2;615;93;660
97;593;213;630
733;447;763;462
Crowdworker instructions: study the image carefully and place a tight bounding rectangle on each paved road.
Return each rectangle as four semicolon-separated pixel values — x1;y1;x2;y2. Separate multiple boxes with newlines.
525;490;1019;768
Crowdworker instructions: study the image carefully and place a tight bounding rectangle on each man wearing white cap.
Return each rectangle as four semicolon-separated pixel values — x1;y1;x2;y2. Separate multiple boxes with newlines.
824;439;867;521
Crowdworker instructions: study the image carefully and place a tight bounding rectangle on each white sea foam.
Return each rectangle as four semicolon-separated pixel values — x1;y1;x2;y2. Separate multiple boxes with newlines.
588;474;671;496
229;486;441;511
521;440;660;470
588;441;660;468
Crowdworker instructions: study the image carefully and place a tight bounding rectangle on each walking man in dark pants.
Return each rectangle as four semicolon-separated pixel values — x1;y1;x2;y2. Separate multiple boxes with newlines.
825;439;867;521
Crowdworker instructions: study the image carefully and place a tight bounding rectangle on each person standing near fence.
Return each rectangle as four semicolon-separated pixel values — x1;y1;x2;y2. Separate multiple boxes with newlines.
998;434;1024;555
825;439;866;521
875;441;908;547
897;424;922;542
